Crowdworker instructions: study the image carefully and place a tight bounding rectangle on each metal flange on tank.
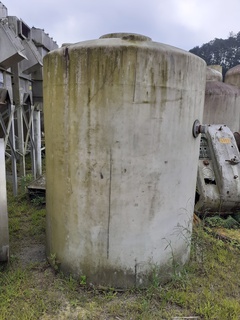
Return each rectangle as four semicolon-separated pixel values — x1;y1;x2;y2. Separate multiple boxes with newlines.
192;119;208;138
0;139;9;262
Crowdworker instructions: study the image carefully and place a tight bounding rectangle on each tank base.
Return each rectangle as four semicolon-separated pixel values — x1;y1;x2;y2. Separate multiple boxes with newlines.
0;245;9;262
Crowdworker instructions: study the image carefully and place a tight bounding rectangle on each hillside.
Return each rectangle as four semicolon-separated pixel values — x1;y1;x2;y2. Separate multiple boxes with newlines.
189;32;240;77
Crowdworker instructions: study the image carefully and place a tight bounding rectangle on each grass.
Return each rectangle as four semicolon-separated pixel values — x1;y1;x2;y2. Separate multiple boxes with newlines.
1;187;240;319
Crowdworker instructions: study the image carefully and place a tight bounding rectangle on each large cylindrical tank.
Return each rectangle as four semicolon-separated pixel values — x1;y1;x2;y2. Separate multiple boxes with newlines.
225;65;240;87
204;66;240;132
43;33;206;288
206;65;222;82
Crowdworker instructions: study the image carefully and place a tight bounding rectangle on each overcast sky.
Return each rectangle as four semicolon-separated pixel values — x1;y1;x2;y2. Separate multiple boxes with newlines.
1;0;240;51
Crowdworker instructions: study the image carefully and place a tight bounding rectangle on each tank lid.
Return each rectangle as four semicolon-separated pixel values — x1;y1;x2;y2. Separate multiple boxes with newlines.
205;81;240;95
61;43;74;47
225;64;240;88
99;33;152;42
208;65;222;73
206;66;222;82
225;64;240;76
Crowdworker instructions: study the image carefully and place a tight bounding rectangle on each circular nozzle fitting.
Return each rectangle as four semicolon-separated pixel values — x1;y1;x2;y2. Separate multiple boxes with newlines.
192;120;207;138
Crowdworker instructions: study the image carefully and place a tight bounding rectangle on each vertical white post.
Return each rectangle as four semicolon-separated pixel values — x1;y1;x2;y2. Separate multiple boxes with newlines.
0;138;9;262
9;104;18;196
12;64;25;178
28;105;36;179
17;106;26;177
33;108;42;176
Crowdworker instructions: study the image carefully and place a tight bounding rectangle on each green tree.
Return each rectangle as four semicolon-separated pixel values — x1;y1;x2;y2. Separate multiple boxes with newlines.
189;31;240;78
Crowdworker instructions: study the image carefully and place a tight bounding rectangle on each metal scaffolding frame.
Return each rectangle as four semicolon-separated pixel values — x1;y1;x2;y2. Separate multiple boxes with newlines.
0;89;17;194
0;2;58;195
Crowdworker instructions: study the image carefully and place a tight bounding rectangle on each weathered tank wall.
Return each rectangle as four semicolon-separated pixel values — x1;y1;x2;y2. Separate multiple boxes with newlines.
204;82;240;131
0;139;9;261
43;33;206;288
225;65;240;88
208;64;222;74
206;66;222;82
203;67;240;132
